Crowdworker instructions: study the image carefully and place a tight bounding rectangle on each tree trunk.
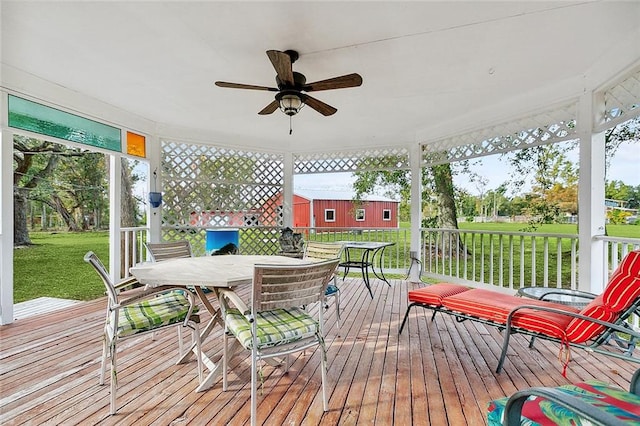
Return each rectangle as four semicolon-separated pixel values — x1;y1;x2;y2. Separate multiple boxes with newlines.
120;158;137;227
48;194;81;231
120;158;138;276
431;163;466;258
432;163;458;229
14;188;32;246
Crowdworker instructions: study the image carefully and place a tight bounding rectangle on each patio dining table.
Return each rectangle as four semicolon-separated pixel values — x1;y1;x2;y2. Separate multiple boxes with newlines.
129;254;311;392
337;241;395;298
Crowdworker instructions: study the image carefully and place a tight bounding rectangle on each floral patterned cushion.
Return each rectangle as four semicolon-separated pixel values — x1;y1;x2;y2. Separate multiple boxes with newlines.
487;380;640;425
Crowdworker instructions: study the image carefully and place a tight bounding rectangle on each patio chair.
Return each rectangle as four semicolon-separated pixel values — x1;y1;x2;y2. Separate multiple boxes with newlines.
145;240;192;261
487;367;640;425
84;251;203;415
218;258;341;426
399;250;640;374
304;241;345;332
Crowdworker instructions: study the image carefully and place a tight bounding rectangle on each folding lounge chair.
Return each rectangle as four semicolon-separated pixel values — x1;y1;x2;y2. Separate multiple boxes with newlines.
399;250;640;373
487;367;640;425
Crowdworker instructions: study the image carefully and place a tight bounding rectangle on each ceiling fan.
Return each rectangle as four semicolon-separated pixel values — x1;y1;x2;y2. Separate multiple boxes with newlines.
215;50;363;118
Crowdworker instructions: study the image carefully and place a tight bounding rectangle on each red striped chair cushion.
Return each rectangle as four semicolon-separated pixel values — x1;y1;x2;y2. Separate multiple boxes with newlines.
441;289;580;339
565;295;618;343
407;283;469;306
602;251;640;313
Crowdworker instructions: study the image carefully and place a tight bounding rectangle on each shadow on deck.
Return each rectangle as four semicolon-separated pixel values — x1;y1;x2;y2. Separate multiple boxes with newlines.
1;277;638;425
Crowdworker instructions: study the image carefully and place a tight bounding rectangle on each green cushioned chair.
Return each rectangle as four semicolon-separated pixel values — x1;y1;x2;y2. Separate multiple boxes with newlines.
84;251;203;415
219;258;341;426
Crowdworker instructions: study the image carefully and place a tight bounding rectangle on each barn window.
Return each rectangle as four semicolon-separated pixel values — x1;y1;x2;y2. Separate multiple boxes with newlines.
382;209;391;221
325;209;336;222
355;209;365;221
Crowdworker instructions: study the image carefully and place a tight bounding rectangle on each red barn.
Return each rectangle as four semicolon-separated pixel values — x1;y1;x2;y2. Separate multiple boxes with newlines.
288;190;399;229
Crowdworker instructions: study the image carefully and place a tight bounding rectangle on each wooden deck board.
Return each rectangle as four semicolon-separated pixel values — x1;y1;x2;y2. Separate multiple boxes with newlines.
2;277;639;425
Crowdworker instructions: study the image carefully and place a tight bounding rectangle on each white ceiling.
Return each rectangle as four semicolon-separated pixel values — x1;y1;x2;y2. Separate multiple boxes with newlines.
2;1;640;155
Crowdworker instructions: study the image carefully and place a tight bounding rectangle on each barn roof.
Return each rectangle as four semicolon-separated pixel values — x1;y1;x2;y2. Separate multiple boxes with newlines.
294;189;398;203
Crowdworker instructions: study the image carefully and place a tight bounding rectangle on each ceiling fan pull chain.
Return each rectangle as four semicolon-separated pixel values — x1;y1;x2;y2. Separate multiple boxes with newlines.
289;116;293;135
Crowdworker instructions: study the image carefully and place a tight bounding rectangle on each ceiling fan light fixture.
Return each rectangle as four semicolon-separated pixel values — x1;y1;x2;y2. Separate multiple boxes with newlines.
277;92;304;116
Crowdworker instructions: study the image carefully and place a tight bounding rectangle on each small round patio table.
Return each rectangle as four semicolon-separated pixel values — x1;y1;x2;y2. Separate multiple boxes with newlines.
517;287;596;309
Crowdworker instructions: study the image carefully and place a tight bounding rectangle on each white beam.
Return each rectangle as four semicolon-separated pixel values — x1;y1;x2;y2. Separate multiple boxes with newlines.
147;135;162;244
282;153;293;228
577;92;607;293
109;155;122;283
0;128;14;325
409;143;423;282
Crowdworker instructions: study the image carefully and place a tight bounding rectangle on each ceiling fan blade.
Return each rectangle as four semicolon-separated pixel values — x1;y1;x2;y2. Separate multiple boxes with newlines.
301;94;337;116
266;50;294;87
215;81;278;91
303;73;363;92
258;100;279;115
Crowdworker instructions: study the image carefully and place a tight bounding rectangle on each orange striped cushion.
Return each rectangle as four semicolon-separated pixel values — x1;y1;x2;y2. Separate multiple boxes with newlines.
565;295;618;343
407;283;469;306
442;289;579;339
602;251;640;313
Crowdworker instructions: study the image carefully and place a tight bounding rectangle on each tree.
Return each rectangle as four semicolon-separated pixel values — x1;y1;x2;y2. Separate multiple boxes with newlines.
505;142;577;227
604;117;640;171
119;158;141;227
626;185;640;210
353;162;465;257
13;136;139;246
605;180;632;203
14;137;66;245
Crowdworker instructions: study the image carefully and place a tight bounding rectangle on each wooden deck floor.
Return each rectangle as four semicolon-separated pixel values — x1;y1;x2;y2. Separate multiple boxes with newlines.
2;277;638;425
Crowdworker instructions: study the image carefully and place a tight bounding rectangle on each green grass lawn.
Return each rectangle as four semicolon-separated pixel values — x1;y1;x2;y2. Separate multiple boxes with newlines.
12;222;639;303
457;222;640;238
13;231;109;303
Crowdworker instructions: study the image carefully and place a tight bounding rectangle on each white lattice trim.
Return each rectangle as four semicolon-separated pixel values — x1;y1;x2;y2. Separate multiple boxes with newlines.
603;69;640;127
294;147;410;174
160;140;284;239
422;101;578;166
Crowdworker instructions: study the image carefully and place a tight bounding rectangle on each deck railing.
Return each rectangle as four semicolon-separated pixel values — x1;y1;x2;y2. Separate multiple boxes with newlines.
120;226;149;278
121;225;640;293
597;235;640;282
298;227;411;276
420;228;581;291
421;229;640;290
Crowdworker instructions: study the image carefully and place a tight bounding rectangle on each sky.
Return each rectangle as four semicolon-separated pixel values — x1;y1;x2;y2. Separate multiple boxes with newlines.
135;141;637;200
293;142;639;197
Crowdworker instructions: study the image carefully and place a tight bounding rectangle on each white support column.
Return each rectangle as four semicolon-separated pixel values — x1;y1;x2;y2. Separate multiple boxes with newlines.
109;155;122;283
282;152;294;228
577;92;607;293
409;143;423;282
147;135;162;243
1;128;15;324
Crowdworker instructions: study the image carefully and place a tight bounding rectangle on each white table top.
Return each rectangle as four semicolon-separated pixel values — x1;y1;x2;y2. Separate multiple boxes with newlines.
130;255;310;288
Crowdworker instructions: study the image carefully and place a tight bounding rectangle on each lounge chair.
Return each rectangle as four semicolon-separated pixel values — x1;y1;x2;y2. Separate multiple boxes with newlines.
487;367;640;425
399;250;640;373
